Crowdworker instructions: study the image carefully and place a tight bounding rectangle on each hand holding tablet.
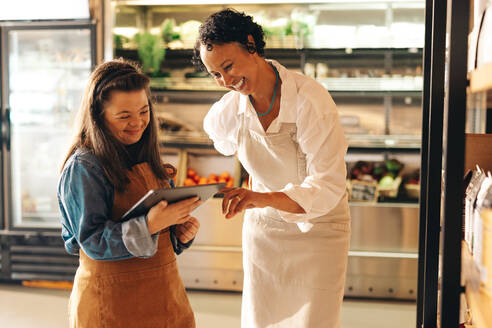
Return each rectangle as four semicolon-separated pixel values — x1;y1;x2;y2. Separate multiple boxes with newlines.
121;183;226;221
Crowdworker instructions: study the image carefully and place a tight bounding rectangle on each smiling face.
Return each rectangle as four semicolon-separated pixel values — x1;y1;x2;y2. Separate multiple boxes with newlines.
103;89;150;145
200;42;260;95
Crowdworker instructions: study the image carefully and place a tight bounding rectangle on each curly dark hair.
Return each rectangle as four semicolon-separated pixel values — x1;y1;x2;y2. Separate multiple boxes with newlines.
192;9;266;71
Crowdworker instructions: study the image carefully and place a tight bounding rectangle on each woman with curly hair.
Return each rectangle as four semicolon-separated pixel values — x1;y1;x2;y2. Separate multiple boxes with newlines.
58;59;200;327
193;9;351;328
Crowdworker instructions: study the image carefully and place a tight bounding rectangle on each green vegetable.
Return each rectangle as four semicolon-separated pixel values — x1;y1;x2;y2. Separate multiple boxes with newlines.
114;34;123;49
385;159;403;174
373;165;386;176
161;18;180;43
134;33;165;77
285;20;311;37
379;175;395;188
264;26;286;37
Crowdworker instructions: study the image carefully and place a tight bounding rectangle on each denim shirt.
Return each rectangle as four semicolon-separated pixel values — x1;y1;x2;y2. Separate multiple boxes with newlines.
57;149;192;260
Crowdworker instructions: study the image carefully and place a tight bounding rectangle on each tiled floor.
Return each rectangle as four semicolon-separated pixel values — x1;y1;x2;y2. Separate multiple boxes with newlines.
0;283;416;327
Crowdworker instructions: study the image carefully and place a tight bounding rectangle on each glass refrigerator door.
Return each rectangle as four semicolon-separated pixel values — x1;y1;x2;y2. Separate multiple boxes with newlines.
5;24;94;229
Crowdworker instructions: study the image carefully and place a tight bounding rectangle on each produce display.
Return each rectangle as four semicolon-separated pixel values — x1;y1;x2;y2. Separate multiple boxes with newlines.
184;168;234;187
348;159;404;201
402;168;420;199
350;159;403;186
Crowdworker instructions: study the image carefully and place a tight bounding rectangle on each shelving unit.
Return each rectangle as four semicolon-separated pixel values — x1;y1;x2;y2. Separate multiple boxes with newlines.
112;0;425;148
460;107;492;327
119;46;424;150
116;47;423;93
418;0;492;326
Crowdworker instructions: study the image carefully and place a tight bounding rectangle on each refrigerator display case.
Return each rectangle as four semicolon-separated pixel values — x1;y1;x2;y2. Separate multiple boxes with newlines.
109;0;424;299
176;148;244;291
0;21;96;281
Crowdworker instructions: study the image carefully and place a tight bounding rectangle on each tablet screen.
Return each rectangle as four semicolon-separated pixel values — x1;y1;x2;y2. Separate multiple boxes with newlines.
121;183;226;221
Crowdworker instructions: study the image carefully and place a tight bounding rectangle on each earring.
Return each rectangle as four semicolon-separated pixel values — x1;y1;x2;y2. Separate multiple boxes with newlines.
246;41;256;54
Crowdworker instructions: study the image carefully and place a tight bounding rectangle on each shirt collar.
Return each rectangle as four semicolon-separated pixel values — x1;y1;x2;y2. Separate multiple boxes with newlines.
272;60;297;124
236;60;297;124
238;92;250;116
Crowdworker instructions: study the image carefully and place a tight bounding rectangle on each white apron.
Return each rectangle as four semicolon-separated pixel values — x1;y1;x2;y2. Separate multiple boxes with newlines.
237;119;351;328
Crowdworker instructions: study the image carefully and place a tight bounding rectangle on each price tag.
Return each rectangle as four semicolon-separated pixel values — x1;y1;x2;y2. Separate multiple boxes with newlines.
349;181;378;202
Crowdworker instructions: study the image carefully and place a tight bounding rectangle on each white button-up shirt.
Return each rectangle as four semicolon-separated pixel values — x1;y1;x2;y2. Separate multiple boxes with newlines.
204;60;348;224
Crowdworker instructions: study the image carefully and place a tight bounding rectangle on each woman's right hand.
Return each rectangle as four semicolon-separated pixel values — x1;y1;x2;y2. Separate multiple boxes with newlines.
146;197;202;235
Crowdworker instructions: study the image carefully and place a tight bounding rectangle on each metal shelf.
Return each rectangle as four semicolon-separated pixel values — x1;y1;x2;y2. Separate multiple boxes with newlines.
159;134;213;149
159;133;421;151
117;47;423;69
346;134;421;150
349;250;418;259
190;244;418;259
160;47;423;55
152;88;422;105
349;202;419;208
318;77;422;92
150;76;423;93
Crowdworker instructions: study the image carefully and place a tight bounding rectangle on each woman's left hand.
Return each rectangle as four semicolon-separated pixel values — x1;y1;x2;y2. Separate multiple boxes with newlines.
174;217;200;243
221;187;267;219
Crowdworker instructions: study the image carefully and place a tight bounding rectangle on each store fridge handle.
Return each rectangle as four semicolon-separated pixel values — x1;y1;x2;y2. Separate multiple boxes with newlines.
1;107;11;151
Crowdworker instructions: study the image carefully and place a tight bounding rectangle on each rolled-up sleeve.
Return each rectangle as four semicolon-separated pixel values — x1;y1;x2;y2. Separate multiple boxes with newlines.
277;91;348;223
58;155;158;260
203;94;240;156
121;216;159;258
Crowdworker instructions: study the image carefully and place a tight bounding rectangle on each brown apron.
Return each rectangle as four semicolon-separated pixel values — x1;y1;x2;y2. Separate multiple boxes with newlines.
68;163;195;328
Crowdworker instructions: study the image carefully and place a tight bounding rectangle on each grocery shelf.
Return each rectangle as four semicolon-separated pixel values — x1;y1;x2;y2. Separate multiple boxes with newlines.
300;47;423;55
190;246;419;260
116;45;424;96
152;88;421;105
160;47;423;57
11;221;61;230
462;240;492;328
117;47;424;56
469;62;492;93
159;133;421;151
22;213;61;219
318;77;422;92
159;134;213;149
152;89;226;104
150;77;219;91
348;250;418;259
346;134;421;150
323;91;422;97
150;76;423;93
349;202;419;208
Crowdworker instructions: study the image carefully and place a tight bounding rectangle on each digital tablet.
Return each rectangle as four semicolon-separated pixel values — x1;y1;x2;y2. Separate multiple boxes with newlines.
121;183;226;221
